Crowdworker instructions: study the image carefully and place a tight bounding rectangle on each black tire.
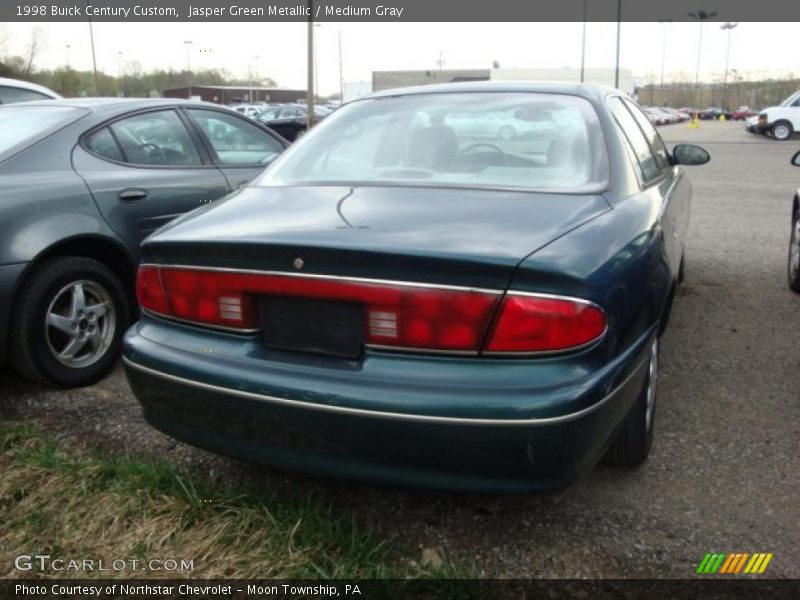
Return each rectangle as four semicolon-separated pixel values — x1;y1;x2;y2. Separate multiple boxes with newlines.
789;209;800;293
771;120;793;141
678;253;686;284
604;336;659;469
10;256;130;387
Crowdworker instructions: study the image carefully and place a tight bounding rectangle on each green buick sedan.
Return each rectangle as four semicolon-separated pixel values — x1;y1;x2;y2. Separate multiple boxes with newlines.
123;82;710;491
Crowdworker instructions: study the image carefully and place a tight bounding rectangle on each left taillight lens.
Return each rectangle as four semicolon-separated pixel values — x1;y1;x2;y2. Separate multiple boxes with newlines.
484;294;606;353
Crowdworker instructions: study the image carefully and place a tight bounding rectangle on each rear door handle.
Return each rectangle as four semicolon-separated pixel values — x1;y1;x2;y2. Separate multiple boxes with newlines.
118;188;148;202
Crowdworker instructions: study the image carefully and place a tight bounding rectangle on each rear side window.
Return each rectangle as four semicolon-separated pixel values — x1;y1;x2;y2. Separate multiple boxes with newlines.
607;97;661;182
0;85;52;104
109;110;201;166
187;109;284;165
85;127;124;161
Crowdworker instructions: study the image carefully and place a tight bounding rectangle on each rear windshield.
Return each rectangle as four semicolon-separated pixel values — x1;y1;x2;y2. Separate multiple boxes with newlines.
0;105;87;159
259;92;609;192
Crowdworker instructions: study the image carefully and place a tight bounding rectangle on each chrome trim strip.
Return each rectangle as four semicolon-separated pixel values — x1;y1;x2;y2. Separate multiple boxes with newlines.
122;355;648;426
141;308;260;334
140;263;504;296
365;344;480;356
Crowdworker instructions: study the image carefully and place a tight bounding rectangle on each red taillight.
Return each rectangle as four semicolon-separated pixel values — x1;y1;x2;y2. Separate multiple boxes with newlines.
485;294;606;353
135;265;498;349
135;265;170;315
136;265;606;354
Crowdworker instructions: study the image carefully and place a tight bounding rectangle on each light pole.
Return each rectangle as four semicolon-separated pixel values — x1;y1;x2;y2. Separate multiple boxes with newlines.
338;29;344;102
720;21;738;111
658;21;671;95
689;10;717;108
183;40;193;98
614;0;622;89
306;0;315;130
580;0;587;83
116;51;122;97
65;44;71;68
86;0;99;95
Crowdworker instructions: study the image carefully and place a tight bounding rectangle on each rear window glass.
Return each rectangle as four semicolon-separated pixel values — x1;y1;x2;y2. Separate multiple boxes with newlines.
0;105;86;159
260;92;610;192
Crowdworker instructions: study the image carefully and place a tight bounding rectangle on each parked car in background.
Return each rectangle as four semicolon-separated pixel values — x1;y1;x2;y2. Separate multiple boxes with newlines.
230;104;264;119
0;98;288;386
123;82;710;492
788;150;800;292
699;107;734;120
256;104;330;141
642;107;668;126
745;115;761;133
0;77;61;104
754;90;800;141
732;106;759;120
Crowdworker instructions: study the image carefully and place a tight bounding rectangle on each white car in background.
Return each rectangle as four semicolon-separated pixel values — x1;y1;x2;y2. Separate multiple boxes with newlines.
230;104;264;119
756;90;800;141
0;77;61;104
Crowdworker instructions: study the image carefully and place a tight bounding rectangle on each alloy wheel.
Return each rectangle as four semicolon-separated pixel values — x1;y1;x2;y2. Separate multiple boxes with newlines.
45;280;116;368
773;123;791;140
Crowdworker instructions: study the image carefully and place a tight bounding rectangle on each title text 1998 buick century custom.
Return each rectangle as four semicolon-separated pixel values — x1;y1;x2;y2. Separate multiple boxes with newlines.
123;82;710;492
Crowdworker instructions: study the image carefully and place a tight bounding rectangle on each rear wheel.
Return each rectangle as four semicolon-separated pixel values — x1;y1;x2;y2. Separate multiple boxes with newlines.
10;256;130;387
789;209;800;293
772;121;793;141
604;336;659;469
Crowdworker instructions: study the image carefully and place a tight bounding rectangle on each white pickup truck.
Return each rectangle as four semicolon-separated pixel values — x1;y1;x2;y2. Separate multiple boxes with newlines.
756;90;800;141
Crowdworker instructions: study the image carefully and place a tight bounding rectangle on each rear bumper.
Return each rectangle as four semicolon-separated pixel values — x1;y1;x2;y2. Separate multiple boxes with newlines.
123;315;654;492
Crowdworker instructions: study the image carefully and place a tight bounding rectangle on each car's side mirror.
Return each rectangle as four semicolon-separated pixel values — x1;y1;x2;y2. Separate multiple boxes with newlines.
672;144;710;166
791;150;800;167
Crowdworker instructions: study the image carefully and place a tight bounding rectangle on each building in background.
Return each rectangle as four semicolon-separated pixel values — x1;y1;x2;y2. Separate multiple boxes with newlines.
342;81;373;103
372;69;490;92
162;85;306;104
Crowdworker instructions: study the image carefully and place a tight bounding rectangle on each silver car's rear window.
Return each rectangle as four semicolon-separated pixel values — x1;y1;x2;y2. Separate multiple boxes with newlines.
258;92;610;192
0;105;87;160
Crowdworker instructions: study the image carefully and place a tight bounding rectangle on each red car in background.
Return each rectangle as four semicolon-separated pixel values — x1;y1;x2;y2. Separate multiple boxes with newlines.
733;106;759;120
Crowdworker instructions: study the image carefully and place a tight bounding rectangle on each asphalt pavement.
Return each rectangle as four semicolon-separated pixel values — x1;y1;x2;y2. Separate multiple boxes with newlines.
2;120;798;577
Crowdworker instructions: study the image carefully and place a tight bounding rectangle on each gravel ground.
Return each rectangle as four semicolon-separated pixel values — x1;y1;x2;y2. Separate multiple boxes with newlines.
2;121;798;578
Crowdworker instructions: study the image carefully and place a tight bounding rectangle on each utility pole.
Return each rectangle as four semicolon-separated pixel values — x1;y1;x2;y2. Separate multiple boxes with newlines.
184;40;193;98
338;29;344;102
720;22;738;111
580;0;587;83
86;0;99;95
65;44;71;68
307;0;315;130
614;0;622;89
689;10;717;107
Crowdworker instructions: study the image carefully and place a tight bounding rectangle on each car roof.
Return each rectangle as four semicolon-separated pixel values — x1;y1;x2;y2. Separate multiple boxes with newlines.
8;97;236;117
363;81;621;103
0;77;62;99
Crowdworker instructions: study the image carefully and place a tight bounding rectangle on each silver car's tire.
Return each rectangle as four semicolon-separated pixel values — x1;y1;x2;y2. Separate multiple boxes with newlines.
10;256;130;387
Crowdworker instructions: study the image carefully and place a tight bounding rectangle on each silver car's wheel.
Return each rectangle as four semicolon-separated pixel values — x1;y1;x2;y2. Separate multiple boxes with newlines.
11;256;130;387
45;280;116;368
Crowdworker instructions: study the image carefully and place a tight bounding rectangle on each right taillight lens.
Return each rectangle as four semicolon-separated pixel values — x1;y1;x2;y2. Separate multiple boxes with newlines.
484;294;606;353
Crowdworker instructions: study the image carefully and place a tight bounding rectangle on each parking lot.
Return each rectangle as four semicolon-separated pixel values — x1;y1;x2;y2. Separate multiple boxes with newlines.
1;120;798;578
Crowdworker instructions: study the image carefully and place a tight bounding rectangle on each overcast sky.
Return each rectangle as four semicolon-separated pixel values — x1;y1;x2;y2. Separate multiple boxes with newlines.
0;21;797;94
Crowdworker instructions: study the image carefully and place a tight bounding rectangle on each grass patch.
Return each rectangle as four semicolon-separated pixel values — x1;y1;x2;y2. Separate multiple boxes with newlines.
0;422;472;580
